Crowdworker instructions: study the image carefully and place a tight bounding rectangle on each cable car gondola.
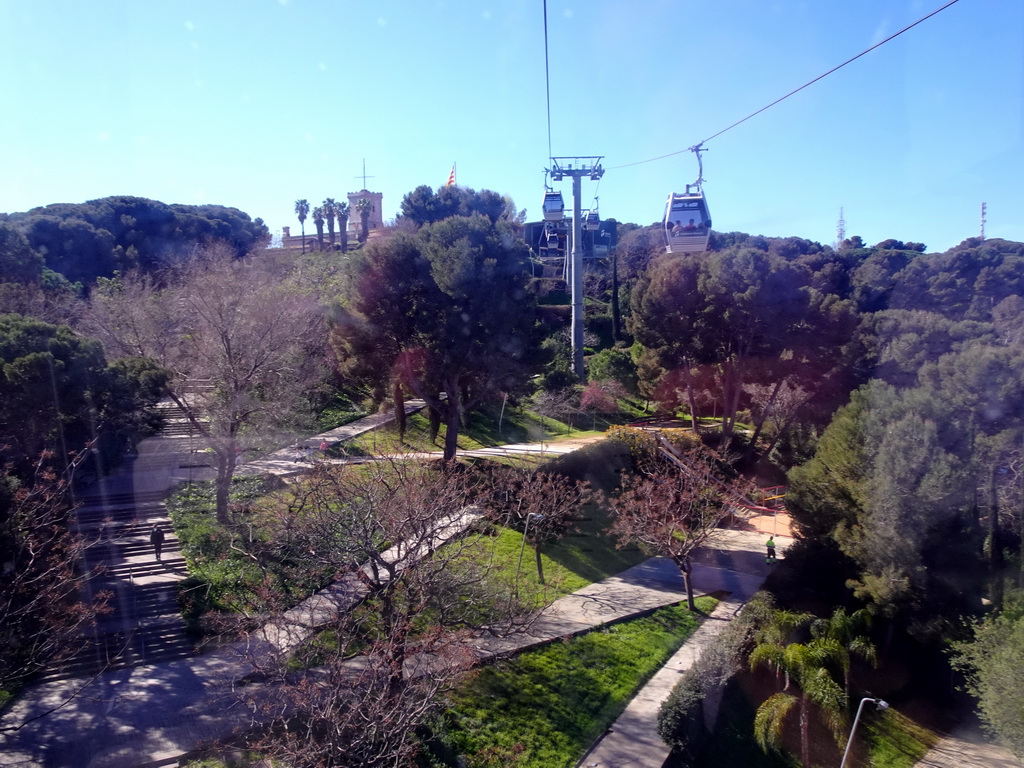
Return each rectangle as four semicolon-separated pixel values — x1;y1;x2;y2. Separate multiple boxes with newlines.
542;189;565;221
664;145;712;254
663;186;711;253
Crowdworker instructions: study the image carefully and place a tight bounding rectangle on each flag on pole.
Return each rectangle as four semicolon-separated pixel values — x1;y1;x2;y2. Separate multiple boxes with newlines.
446;163;456;187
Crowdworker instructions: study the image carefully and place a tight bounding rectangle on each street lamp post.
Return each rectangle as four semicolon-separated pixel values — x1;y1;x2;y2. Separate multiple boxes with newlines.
515;513;544;596
840;697;888;768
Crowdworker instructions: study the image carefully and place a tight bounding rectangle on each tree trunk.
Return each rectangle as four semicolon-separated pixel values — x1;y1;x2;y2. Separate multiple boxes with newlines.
428;406;441;445
393;380;407;443
611;250;621;342
718;363;734;442
989;462;1004;609
214;449;236;524
379;588;408;699
746;378;785;458
460;383;472;429
442;386;461;462
720;359;743;444
686;374;699;433
678;555;695;611
534;543;545;585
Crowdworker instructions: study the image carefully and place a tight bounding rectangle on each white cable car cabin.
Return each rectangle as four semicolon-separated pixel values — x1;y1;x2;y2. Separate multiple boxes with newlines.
663;185;711;254
542;191;565;222
583;210;600;231
543;221;562;253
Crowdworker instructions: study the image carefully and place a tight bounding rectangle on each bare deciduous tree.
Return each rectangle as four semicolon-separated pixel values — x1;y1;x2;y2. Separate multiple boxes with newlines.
0;454;109;715
232;460;541;766
481;466;593;585
608;443;744;610
85;247;327;522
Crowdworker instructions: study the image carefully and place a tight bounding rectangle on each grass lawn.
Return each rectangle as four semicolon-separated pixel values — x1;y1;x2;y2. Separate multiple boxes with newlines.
340;405;603;458
290;525;594;670
338;398;645;459
335;408;648;589
479;526;592;604
429;597;717;768
864;708;939;768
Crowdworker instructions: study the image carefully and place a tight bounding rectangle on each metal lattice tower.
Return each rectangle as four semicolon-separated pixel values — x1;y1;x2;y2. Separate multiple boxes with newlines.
980;202;987;240
837;207;846;245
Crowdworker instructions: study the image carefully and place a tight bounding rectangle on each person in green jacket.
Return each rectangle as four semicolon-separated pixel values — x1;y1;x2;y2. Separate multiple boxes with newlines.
765;536;776;563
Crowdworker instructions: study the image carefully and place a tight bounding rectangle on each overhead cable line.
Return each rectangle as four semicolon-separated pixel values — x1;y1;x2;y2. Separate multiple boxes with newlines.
609;0;963;170
543;0;553;160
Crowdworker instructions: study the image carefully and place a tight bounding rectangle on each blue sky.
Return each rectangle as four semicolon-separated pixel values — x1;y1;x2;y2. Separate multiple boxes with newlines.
1;0;1020;253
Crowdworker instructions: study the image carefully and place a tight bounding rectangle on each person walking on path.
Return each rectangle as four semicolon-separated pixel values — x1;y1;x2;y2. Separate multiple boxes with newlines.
150;524;166;561
765;536;776;563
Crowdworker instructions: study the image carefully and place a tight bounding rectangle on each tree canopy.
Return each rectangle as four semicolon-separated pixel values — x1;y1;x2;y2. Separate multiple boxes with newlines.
398;185;512;228
0;313;168;478
2;196;269;285
953;594;1024;758
629;245;859;445
333;208;543;460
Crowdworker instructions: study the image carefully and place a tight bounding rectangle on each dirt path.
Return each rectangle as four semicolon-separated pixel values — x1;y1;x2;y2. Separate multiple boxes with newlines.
915;729;1022;768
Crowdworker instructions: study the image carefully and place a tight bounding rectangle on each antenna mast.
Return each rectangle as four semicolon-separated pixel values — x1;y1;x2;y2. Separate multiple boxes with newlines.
980;202;987;240
836;207;846;245
355;158;375;190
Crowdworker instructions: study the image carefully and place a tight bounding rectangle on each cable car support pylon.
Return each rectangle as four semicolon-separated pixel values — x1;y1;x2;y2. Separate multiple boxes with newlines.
548;156;604;380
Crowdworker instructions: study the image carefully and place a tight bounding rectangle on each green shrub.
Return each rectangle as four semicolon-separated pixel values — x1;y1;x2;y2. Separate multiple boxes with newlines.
585;312;614;350
177;576;215;635
605;425;699;462
588;347;639;394
659;591;771;765
658;670;706;766
543;438;630;494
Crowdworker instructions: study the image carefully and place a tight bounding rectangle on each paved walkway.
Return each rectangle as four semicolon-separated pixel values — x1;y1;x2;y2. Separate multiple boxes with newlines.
238;399;430;476
238;401;598;477
577;535;770;768
0;531;776;767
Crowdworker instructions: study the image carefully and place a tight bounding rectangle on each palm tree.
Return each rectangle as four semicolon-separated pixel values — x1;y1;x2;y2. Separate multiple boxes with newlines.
355;197;373;244
811;607;877;698
294;199;310;254
336;201;350;252
751;635;848;767
323;198;337;246
312;206;325;250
